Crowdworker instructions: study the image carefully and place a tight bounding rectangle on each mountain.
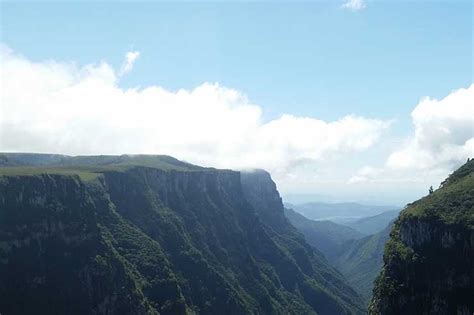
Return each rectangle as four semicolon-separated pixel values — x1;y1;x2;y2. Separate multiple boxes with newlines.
332;223;393;305
369;159;474;314
343;210;400;235
0;153;364;314
283;208;365;259
286;202;397;223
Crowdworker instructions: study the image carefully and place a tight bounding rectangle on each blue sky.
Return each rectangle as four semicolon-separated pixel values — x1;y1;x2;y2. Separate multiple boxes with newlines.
1;1;473;205
2;1;471;124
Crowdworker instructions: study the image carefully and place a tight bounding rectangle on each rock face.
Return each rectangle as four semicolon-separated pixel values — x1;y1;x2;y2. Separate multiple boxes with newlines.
0;155;364;314
0;174;154;314
369;160;474;315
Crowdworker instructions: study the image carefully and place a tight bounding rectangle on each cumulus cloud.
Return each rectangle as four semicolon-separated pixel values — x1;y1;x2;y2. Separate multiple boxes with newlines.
341;0;366;11
387;85;474;171
119;51;140;76
346;85;473;193
347;166;381;184
0;46;389;173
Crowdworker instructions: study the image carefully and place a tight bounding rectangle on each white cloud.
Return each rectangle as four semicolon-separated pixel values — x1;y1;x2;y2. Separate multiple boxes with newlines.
347;166;381;183
119;51;140;76
387;85;474;171
341;0;366;11
346;85;474;198
0;46;389;174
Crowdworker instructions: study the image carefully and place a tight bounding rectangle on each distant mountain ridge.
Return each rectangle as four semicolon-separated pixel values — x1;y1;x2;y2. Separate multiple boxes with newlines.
284;207;365;258
286;202;397;223
343;210;400;235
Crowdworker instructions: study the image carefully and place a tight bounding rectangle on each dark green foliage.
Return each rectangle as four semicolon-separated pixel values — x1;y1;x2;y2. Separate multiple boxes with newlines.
283;206;391;305
332;223;392;305
0;175;155;315
369;160;474;314
0;155;365;314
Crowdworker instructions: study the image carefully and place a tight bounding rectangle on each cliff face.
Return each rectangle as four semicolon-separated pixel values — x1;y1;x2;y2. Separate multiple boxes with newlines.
0;155;364;315
240;170;364;314
0;174;154;314
369;160;474;315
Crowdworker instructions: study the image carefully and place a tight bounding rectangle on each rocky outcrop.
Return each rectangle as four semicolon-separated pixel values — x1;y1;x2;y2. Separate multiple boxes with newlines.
369;160;474;314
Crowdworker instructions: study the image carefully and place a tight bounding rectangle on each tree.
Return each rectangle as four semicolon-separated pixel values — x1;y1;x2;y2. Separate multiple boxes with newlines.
429;186;434;194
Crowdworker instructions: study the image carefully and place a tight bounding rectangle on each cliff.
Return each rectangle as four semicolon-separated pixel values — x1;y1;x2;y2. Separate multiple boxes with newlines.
0;154;364;314
369;160;474;314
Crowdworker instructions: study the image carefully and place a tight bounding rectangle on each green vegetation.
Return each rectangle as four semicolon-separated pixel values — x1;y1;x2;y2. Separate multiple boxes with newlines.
284;206;392;305
401;159;474;225
332;223;392;305
0;166;100;181
0;154;365;314
369;159;474;314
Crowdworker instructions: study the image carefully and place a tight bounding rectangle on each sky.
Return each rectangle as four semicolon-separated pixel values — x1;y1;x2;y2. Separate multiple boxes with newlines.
1;0;473;206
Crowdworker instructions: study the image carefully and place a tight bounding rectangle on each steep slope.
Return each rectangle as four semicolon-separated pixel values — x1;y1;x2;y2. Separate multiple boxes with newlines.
332;223;392;305
0;155;365;314
240;170;365;314
369;160;474;314
343;210;399;235
283;207;365;259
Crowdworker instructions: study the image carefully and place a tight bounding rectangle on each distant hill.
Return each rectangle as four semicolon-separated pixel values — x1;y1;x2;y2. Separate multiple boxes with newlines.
284;208;365;258
285;201;397;223
343;210;400;235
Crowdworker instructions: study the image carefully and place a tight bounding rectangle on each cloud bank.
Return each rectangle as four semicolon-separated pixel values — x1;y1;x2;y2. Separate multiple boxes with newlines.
0;46;388;172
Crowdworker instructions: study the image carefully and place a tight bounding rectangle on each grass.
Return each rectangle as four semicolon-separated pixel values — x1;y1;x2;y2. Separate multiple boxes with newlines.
0;154;214;181
0;157;215;182
0;166;101;181
401;171;474;226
